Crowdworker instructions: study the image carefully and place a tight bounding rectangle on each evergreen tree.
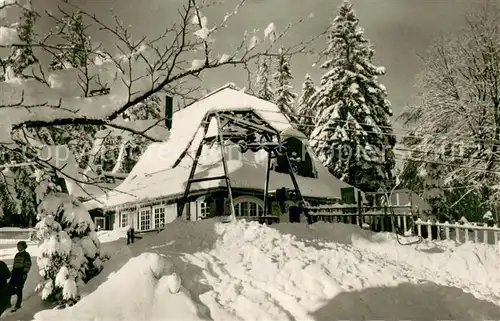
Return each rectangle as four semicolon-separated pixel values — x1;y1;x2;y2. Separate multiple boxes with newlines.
296;73;317;137
273;49;298;124
255;57;275;102
34;168;107;305
309;1;396;192
7;2;38;78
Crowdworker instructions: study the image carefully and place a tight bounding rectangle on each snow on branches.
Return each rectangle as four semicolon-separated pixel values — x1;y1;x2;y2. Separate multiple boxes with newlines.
296;73;317;137
34;169;107;303
309;1;395;192
0;0;313;182
273;49;298;123
398;3;500;211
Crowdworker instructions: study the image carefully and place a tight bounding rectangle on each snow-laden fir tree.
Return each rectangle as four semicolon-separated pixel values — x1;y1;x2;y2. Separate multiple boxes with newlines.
274;49;298;124
255;57;275;102
34;169;107;304
0;0;38;81
309;1;396;192
296;73;317;137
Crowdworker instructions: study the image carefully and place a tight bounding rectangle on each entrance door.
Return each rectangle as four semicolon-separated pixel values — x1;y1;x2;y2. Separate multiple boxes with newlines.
95;217;106;230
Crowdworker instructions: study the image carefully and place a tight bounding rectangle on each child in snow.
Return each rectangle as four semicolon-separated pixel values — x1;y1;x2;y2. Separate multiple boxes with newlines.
8;241;32;312
0;260;11;315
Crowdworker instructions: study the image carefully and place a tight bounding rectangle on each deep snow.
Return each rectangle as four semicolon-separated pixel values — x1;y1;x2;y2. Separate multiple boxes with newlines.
24;219;500;321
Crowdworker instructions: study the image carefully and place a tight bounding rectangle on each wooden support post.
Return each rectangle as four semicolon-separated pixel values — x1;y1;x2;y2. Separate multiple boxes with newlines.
262;150;272;216
177;115;212;217
173;117;208;168
357;190;363;228
274;150;309;223
216;114;236;221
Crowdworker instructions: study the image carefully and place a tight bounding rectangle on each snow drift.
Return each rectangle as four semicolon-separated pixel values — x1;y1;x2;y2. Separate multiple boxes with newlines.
32;220;500;321
33;253;206;321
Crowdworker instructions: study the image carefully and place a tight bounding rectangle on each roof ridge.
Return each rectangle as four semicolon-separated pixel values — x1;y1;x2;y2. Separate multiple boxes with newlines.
177;83;238;112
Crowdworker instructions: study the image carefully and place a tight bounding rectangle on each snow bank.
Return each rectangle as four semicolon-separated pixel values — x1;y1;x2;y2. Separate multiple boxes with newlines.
184;220;500;320
33;253;207;321
29;220;500;321
0;228;126;260
0;227;35;232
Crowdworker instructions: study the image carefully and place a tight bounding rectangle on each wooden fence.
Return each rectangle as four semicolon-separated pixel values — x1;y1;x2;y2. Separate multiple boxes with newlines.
414;219;500;245
306;204;413;233
306;205;500;245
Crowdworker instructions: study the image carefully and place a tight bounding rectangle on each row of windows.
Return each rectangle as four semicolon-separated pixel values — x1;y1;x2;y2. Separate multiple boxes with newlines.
120;200;265;229
234;201;264;217
120;206;166;231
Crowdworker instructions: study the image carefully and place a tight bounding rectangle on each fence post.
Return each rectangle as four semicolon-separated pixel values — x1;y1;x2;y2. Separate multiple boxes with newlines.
416;219;422;237
357;190;362;228
444;222;450;240
427;220;432;240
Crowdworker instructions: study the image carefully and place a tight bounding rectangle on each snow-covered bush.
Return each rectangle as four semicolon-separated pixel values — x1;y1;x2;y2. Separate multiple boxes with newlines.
34;170;107;304
483;211;495;227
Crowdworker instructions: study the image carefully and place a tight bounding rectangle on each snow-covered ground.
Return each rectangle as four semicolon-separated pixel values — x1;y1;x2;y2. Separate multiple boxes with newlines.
0;228;126;261
27;219;500;321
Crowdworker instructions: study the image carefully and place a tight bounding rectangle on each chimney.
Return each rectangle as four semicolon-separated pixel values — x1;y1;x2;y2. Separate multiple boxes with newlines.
165;95;173;130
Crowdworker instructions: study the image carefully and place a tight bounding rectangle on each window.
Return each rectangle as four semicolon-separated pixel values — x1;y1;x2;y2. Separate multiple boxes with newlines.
249;203;257;217
199;202;210;218
95;217;105;230
120;212;129;228
139;208;151;231
153;206;165;229
234;201;264;217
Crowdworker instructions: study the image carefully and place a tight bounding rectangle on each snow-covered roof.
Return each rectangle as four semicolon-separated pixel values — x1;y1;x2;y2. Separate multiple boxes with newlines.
89;85;352;209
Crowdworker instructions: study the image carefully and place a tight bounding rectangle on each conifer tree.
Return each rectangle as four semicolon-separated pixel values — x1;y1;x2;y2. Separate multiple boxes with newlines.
309;1;396;192
274;49;298;124
34;168;107;305
255;57;275;102
296;73;317;137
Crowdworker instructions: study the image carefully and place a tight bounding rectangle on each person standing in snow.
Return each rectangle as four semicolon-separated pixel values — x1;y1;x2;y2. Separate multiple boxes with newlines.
0;260;11;315
8;241;32;312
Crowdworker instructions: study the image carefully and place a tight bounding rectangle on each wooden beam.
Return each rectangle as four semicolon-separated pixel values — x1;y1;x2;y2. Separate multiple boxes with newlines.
262;149;272;216
177;115;212;217
188;175;227;183
274;149;308;223
218;113;277;135
173;117;209;168
216;114;236;221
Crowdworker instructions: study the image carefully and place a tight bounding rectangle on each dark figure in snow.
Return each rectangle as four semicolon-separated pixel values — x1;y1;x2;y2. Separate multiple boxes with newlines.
0;260;11;315
8;241;32;312
126;227;142;244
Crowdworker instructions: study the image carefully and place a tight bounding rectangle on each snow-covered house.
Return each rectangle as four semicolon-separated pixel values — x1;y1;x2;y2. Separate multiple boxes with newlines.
86;84;354;232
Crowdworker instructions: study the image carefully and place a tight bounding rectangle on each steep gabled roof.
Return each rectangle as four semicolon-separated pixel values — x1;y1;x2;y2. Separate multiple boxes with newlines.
88;85;352;209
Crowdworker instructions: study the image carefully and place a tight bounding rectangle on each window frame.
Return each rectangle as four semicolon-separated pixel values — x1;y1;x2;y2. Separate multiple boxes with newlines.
153;206;166;229
234;201;264;217
139;207;152;231
199;201;210;218
120;211;130;228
